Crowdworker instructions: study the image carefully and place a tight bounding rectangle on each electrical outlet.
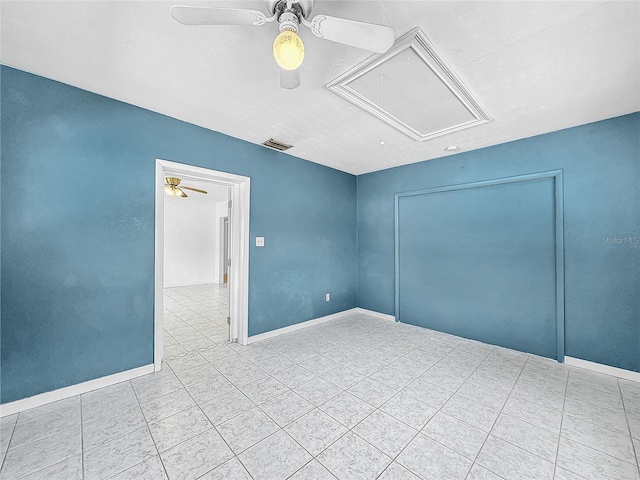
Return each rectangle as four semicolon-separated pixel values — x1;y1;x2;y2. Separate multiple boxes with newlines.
256;236;265;247
325;293;330;302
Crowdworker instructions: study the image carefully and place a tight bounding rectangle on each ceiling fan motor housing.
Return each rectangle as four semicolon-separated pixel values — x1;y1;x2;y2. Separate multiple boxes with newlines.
267;0;313;20
279;11;300;32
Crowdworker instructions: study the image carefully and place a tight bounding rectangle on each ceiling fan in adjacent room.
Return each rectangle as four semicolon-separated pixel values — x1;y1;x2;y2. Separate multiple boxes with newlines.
170;0;395;89
164;177;208;198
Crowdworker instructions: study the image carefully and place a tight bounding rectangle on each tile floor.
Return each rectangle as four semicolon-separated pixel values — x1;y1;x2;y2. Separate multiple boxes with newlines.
1;286;639;479
162;284;230;358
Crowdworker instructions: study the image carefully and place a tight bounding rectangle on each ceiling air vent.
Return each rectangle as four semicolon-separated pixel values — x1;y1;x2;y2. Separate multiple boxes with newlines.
261;138;293;152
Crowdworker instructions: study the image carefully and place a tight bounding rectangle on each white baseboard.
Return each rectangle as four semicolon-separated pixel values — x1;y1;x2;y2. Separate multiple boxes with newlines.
248;308;358;344
354;308;396;322
0;364;155;417
565;356;640;383
163;281;218;288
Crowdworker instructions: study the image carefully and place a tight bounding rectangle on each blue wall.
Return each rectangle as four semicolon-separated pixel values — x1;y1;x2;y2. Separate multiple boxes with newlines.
1;64;638;404
0;66;357;403
397;176;559;359
358;113;640;372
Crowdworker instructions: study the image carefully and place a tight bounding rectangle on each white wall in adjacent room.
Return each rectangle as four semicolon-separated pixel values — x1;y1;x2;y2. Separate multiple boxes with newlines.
164;180;229;287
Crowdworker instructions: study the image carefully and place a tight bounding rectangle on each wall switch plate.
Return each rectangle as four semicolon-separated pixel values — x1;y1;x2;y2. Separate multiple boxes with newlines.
325;293;330;301
256;237;265;247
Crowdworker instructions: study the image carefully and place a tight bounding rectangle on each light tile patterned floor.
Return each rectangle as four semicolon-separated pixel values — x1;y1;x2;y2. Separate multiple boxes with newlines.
162;284;230;358
1;286;639;479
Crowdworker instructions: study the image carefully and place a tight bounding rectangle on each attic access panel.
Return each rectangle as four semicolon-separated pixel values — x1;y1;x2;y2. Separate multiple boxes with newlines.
327;27;490;142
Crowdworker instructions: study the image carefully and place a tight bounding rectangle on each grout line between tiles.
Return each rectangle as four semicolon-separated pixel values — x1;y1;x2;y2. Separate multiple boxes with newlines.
0;414;18;476
390;343;496;479
465;354;532;480
619;378;640;471
80;394;85;480
13;283;636;480
129;378;172;480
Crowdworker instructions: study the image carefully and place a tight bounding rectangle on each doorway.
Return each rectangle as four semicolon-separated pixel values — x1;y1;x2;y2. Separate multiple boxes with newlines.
163;180;231;358
154;159;251;371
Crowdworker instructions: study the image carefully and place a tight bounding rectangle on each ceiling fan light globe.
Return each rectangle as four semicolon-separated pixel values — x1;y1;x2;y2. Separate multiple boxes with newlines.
273;30;304;70
164;185;182;197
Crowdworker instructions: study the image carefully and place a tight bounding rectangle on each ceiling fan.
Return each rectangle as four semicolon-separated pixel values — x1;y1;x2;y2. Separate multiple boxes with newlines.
170;0;395;89
164;177;208;198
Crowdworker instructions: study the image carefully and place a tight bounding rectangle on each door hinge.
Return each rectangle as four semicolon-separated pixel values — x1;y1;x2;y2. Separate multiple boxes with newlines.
227;316;231;325
227;258;231;266
228;200;232;209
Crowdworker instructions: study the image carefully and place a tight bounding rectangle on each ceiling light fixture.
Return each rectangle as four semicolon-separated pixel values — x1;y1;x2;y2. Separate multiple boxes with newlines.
171;0;394;89
164;185;186;197
445;145;459;152
273;10;304;70
164;177;207;198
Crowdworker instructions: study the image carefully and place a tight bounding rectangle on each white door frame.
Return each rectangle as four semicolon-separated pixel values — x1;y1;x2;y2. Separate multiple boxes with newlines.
219;216;229;284
154;159;250;371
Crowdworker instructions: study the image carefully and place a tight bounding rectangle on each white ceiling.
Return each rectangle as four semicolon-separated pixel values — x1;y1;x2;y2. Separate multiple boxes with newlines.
1;1;638;175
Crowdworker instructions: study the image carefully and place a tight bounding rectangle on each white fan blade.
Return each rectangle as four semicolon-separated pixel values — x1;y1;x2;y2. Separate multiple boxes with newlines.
170;5;268;26
280;68;300;89
306;14;395;53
